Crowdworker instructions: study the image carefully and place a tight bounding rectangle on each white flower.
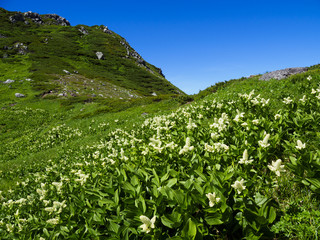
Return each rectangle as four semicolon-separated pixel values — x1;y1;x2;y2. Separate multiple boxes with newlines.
211;132;220;140
252;119;259;125
46;217;60;225
268;159;285;176
274;114;281;120
231;179;246;194
299;95;307;102
204;143;214;153
311;88;317;94
140;215;156;233
187;118;197;130
206;192;221;207
239;149;253;165
296;140;306;150
283;97;293;104
307;75;312;81
179;137;194;154
258;133;270;148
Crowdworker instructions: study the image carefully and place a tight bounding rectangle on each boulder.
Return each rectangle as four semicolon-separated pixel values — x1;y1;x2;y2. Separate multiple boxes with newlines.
9;13;25;23
4;79;15;84
78;26;89;35
23;11;43;24
15;93;25;98
42;14;70;26
260;67;307;81
102;25;112;34
96;52;104;60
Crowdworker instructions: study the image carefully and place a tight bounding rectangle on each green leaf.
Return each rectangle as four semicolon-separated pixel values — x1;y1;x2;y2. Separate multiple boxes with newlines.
205;212;223;225
166;178;177;188
161;215;175;228
108;221;120;233
181;218;197;239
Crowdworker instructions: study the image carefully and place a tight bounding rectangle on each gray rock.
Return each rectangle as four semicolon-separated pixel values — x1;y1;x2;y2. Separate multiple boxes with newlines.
158;68;165;78
260;67;307;81
23;11;43;24
42;14;70;26
9;13;25;23
92;94;96;97
96;52;104;60
78;26;89;35
102;25;112;34
4;79;15;84
15;93;25;98
3;53;8;58
0;34;6;38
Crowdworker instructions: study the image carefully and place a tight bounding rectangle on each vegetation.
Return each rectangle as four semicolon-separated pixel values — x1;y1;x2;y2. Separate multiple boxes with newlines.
1;64;320;238
1;6;320;240
0;7;182;98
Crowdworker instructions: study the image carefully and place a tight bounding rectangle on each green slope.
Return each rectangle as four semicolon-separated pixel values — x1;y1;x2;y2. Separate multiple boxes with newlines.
1;63;320;239
0;7;183;103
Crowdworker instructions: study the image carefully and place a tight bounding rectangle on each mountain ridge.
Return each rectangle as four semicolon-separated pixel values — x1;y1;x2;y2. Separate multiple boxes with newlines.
0;7;183;103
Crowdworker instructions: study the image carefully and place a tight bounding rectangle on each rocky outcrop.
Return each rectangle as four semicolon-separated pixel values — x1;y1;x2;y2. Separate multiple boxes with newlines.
96;52;104;60
260;67;307;81
43;14;70;26
0;34;6;38
4;79;14;84
78;26;89;35
24;11;43;24
102;25;112;34
14;42;28;55
15;93;25;98
9;11;70;26
9;13;25;23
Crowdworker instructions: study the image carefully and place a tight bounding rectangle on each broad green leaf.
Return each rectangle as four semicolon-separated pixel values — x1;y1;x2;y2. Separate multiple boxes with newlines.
181;218;197;239
167;178;177;187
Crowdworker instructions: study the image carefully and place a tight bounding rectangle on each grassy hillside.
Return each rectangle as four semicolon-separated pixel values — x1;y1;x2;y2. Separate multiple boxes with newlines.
1;63;320;239
0;7;182;102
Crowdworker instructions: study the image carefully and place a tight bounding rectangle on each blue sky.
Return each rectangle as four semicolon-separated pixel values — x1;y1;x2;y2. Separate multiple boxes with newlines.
2;0;320;94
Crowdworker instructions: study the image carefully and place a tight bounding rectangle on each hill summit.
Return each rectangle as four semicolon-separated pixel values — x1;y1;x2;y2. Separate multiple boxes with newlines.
0;8;183;100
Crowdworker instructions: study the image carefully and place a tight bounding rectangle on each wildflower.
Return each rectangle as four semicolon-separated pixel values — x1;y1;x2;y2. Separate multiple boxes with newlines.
234;109;244;122
231;179;246;194
179;137;194;154
139;215;156;233
206;192;220;207
204;143;214;153
186;118;197;130
307;75;312;81
52;182;63;193
296;140;306;150
211;132;220;140
239;149;253;165
268;159;285;176
299;95;307;102
46;217;60;225
282;97;293;104
258;133;270;148
311;88;317;94
274;114;281;120
252;119;259;125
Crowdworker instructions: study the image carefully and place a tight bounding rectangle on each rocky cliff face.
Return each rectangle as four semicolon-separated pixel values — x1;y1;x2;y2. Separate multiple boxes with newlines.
9;10;70;26
260;67;307;81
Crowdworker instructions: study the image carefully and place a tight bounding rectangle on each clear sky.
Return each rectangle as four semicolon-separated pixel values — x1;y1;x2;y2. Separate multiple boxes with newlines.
2;0;320;94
